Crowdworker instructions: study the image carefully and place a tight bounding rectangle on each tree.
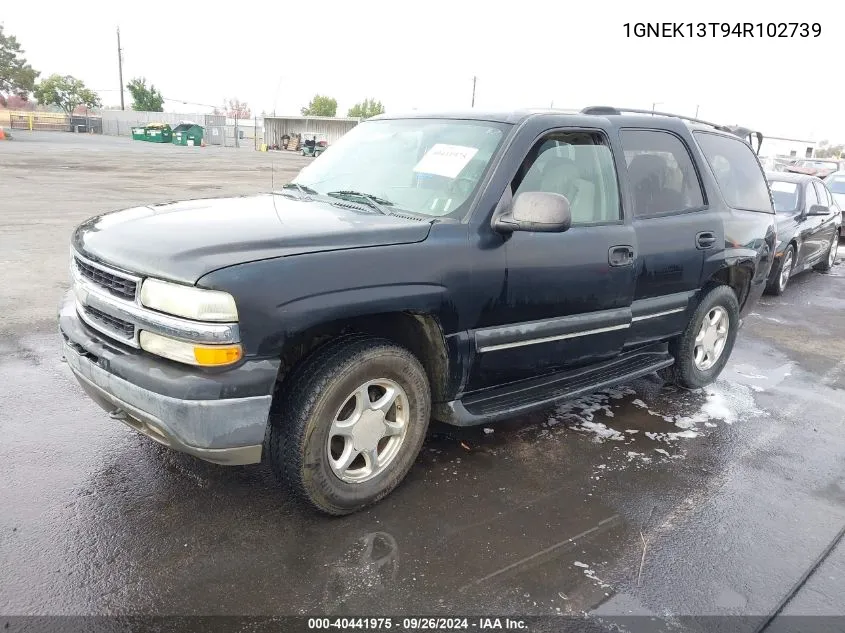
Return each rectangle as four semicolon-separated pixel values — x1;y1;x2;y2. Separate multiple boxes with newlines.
300;94;337;117
34;74;101;119
0;25;39;98
126;77;164;112
347;98;384;119
816;144;844;159
224;97;251;120
0;94;34;109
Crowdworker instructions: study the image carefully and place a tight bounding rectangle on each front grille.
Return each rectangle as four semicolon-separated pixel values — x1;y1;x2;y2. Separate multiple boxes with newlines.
75;257;137;301
84;305;135;338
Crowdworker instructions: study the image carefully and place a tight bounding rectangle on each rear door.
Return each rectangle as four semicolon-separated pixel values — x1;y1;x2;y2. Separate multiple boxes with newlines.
813;181;839;252
801;182;825;265
619;128;717;349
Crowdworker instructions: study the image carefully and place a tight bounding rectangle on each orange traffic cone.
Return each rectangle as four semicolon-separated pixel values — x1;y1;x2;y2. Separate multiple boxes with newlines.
0;128;6;141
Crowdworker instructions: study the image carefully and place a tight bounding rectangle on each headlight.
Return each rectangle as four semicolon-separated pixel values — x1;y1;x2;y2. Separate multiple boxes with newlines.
139;331;242;367
140;278;238;322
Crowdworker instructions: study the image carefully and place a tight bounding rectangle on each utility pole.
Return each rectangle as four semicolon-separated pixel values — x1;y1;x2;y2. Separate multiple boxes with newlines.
117;27;124;110
471;76;476;108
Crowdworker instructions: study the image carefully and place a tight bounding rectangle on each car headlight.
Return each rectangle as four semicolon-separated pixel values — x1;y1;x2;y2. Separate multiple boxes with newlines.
139;331;242;367
140;278;238;322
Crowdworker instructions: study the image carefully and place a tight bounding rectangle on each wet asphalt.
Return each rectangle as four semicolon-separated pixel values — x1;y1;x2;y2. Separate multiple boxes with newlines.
2;133;845;629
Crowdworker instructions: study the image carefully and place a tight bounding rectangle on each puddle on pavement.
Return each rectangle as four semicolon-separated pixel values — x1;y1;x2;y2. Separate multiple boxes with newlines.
9;330;798;616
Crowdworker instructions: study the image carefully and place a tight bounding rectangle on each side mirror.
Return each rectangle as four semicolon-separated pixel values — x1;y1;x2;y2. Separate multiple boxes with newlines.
493;191;572;234
808;204;829;216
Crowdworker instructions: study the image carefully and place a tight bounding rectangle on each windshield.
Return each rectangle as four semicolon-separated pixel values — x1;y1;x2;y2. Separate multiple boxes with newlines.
824;175;845;195
291;118;509;218
768;179;800;214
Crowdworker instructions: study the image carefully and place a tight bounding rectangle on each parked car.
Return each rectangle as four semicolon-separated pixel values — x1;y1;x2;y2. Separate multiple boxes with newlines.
764;172;841;294
823;171;845;237
59;107;777;514
784;158;844;179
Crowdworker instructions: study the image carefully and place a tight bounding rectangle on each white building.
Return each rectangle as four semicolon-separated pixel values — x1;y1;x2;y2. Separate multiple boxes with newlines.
758;136;817;160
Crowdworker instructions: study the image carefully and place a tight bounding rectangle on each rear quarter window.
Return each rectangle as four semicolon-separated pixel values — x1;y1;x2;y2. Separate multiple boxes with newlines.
694;132;774;213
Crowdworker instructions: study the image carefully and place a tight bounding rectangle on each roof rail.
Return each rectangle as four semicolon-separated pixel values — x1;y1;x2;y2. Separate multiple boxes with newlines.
579;106;763;154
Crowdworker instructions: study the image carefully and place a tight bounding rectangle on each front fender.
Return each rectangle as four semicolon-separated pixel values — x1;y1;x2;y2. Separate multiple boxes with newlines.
197;238;466;358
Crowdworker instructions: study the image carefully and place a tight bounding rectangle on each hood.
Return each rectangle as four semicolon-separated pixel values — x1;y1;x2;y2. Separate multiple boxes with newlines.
72;194;433;284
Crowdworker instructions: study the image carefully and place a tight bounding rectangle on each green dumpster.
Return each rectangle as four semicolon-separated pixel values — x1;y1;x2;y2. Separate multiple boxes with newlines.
144;123;173;143
131;126;147;141
172;122;204;147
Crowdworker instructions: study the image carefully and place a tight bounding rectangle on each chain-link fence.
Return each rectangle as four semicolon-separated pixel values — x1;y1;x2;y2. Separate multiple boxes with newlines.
98;110;258;148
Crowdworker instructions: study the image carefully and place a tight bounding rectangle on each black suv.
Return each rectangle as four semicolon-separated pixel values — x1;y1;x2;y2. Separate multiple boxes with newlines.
59;107;777;514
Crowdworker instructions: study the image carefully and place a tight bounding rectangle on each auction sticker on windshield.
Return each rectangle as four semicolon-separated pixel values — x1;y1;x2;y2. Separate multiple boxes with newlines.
413;144;479;178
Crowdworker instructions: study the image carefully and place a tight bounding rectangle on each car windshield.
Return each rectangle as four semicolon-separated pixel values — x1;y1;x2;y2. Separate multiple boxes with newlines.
768;179;800;214
290;118;509;218
824;176;845;195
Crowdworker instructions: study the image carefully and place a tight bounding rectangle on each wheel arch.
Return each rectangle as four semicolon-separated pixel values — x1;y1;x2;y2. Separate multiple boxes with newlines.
703;259;755;308
273;311;451;406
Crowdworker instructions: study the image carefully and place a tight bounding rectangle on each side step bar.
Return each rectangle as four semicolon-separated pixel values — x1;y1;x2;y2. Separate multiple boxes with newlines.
438;346;674;427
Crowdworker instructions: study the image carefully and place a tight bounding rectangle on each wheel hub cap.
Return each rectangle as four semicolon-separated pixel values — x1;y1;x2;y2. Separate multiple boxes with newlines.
780;251;792;289
327;379;409;484
351;410;387;453
693;306;729;371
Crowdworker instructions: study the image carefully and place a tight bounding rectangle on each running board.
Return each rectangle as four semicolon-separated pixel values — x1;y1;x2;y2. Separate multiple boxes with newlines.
438;346;674;427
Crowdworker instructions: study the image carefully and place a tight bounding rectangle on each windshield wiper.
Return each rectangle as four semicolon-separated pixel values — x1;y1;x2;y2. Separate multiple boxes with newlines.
277;183;317;200
326;190;393;215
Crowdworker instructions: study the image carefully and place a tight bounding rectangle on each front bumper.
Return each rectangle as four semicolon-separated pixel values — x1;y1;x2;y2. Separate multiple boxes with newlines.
59;291;279;465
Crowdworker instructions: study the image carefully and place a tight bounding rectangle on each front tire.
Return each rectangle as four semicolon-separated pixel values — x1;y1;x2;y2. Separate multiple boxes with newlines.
664;285;740;389
269;336;431;515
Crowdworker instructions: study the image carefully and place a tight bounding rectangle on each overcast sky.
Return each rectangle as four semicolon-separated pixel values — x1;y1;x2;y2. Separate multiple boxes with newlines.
4;0;842;142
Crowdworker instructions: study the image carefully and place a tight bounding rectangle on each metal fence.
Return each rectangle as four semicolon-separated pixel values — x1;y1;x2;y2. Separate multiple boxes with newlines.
7;111;71;131
100;110;209;137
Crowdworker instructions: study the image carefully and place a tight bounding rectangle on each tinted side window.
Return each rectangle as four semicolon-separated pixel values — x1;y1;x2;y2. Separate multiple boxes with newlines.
813;182;830;207
619;129;704;217
514;131;621;225
694;132;773;213
806;182;819;208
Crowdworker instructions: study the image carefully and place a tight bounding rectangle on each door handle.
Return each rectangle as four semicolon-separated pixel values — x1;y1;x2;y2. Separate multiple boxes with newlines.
609;245;635;267
696;231;717;249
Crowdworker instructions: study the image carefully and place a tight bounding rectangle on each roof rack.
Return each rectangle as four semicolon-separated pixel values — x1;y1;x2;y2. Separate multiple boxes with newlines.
580;106;763;154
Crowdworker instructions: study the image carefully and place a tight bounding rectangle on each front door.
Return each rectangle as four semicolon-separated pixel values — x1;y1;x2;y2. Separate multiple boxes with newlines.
466;129;637;392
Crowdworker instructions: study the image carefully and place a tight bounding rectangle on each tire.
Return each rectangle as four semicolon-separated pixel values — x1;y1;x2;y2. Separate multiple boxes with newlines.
664;285;740;389
269;335;431;515
814;235;838;272
767;244;794;296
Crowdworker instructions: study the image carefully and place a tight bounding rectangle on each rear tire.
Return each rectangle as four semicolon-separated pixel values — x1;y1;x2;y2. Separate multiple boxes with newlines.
814;235;838;272
664;285;740;389
269;335;430;515
766;245;794;295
